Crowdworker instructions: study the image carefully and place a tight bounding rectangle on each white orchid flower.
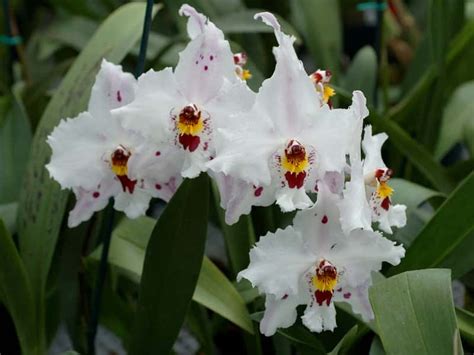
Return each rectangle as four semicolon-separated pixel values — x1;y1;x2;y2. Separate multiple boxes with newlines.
113;4;255;179
46;60;180;227
339;125;407;234
208;12;368;216
238;181;405;335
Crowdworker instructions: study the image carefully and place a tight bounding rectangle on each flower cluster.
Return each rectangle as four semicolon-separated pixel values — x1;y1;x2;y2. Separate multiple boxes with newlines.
46;5;406;334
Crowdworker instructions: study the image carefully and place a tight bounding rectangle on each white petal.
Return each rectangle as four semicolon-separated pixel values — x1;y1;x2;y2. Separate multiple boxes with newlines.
334;281;374;322
253;12;320;135
68;175;119;228
275;187;313;212
323;171;345;194
301;303;337;333
88;59;137;118
293;181;345;253
176;5;236;104
328;229;405;288
375;203;407;234
114;68;184;143
212;172;274;225
362;125;387;175
46;112;110;190
114;188;152;219
238;226;315;298
260;294;300;336
338;159;372;235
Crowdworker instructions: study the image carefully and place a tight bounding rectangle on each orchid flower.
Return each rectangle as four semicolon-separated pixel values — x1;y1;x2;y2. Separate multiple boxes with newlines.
309;69;335;106
47;60;180;227
113;4;255;179
208;12;368;216
238;182;405;335
339;125;407;234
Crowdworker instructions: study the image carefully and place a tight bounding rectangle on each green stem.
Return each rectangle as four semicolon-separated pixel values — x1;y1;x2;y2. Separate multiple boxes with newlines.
135;0;154;77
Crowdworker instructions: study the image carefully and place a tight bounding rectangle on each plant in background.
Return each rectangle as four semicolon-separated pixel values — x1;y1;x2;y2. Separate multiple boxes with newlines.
0;1;473;355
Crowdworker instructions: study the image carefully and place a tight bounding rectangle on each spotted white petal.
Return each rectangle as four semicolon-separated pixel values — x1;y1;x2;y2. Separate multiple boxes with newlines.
260;294;301;336
176;4;237;104
375;203;407;234
114;188;152;219
88;59;137;119
238;226;315;298
333;280;374;321
68;175;120;228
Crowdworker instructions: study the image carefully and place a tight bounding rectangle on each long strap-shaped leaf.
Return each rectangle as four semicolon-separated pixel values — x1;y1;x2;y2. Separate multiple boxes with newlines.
15;3;160;349
130;174;210;355
0;220;38;355
389;172;474;275
370;269;461;355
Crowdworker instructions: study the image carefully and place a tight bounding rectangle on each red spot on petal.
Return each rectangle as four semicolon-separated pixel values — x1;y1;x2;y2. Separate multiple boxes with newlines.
195;60;198;64
117;175;137;194
254;186;263;197
210;55;214;60
344;292;351;299
93;192;100;198
381;197;391;211
315;290;333;306
284;171;306;189
155;151;161;156
179;134;200;152
204;65;208;71
116;90;122;102
155;184;162;190
321;215;328;224
282;294;288;300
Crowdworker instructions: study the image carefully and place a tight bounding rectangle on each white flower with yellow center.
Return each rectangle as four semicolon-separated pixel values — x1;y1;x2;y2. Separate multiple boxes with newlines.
339;125;407;234
208;12;368;216
113;4;255;179
238;182;405;335
46;60;181;227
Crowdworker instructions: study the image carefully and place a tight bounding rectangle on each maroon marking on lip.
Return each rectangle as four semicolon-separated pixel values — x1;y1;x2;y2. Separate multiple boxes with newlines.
179;134;200;152
284;171;306;189
315;290;333;306
117;175;137;194
381;197;391;211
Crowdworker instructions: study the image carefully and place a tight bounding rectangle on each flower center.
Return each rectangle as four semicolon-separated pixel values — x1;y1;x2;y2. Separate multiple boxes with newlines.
310;69;335;105
311;259;338;306
281;140;309;189
110;146;137;193
374;168;393;211
234;52;252;81
177;104;203;152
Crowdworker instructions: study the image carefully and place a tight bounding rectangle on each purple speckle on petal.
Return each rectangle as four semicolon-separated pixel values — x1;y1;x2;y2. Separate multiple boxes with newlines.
343;292;351;299
155;151;161;156
210;55;214;60
204;65;208;71
93;192;100;198
116;90;122;102
195;60;198;65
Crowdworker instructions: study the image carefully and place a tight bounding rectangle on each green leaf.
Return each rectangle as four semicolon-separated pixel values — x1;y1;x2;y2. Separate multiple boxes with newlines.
194;257;254;333
456;307;474;347
290;0;342;78
390;178;445;213
16;3;160;350
327;325;359;355
0;202;18;235
92;213;254;333
342;46;377;105
0;219;39;355
370;269;461;355
435;81;474;158
130;175;210;355
0;90;32;204
389;172;474;275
